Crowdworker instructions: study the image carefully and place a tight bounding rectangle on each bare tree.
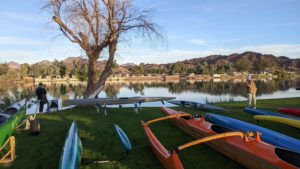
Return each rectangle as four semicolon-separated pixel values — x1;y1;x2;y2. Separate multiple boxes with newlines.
45;0;164;98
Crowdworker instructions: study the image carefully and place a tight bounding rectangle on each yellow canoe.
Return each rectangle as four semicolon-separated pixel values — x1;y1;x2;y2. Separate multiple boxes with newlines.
254;115;300;129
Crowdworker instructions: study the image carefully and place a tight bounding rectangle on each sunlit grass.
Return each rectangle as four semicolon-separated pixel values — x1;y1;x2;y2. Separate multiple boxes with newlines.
3;97;300;169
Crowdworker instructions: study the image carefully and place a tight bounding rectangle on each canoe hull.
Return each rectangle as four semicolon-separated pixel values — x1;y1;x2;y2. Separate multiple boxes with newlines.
114;124;132;152
161;107;299;169
143;124;184;169
278;108;300;117
244;107;300;121
0;99;26;147
254;115;300;129
205;113;300;154
59;121;82;169
64;97;175;106
167;100;228;112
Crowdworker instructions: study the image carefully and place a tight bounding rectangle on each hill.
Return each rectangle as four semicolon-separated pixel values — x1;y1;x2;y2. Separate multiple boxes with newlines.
5;51;300;75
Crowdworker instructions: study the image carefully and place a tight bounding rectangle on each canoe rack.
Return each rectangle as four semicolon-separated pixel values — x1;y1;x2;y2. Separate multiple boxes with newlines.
142;114;261;154
0;136;16;164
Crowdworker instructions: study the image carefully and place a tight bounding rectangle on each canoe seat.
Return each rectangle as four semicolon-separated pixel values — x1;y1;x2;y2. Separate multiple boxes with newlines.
181;115;193;120
211;124;234;134
275;148;300;168
3;108;18;116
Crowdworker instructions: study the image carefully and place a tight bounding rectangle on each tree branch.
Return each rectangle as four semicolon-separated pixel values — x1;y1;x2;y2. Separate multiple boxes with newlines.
52;16;82;44
81;0;98;44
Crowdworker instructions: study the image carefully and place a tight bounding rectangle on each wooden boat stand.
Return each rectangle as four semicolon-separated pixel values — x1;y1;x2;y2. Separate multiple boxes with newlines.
17;114;36;130
143;114;261;154
0;136;16;164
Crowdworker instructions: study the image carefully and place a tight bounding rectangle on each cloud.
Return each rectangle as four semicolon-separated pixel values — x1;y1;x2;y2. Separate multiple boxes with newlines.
0;12;45;23
0;50;37;63
186;39;207;45
117;44;300;64
186;38;242;46
0;37;48;46
1;42;299;64
0;41;82;64
240;44;300;57
265;22;300;28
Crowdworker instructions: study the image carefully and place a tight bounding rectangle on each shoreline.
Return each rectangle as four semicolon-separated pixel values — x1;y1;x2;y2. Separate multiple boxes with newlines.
0;74;293;84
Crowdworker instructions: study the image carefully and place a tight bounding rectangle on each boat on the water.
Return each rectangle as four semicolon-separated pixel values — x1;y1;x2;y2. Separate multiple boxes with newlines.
142;107;300;169
244;107;300;120
254;115;300;129
167;100;228;112
63;97;175;106
58;121;82;169
296;87;300;90
0;99;26;147
278;108;300;117
204;113;300;154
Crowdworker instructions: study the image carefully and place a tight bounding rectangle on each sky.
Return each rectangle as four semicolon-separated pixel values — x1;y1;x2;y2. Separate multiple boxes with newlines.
0;0;299;64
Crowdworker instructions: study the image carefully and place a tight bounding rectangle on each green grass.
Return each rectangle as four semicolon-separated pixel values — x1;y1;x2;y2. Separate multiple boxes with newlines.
2;97;300;169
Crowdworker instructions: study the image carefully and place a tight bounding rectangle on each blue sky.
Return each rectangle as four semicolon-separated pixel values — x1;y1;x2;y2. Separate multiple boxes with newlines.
0;0;299;64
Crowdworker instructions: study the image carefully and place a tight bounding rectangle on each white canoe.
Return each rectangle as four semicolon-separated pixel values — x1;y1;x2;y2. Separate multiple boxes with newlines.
63;97;176;106
167;100;228;112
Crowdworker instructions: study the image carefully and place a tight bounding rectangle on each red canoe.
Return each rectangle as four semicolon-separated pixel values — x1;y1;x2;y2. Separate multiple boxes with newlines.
143;124;184;169
278;108;300;117
142;107;299;169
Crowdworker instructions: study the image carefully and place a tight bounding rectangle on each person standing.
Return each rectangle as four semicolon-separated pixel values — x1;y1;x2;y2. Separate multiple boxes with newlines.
246;75;257;109
36;82;48;113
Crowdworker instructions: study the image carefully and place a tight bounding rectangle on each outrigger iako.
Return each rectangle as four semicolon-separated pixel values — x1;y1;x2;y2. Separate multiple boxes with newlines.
142;107;300;169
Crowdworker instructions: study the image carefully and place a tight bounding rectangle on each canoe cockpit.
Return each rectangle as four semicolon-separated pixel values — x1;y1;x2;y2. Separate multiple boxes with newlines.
0;107;19;126
3;107;19;116
0;115;7;126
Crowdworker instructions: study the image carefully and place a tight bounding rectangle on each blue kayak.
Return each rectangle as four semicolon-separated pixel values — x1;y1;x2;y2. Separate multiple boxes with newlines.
114;124;132;152
205;113;300;154
244;107;300;120
59;121;83;169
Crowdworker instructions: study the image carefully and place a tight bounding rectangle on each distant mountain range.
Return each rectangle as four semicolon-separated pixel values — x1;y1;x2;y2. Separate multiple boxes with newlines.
6;51;300;74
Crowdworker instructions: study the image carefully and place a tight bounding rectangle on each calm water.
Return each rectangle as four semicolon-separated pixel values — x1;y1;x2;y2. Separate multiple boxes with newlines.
0;78;299;112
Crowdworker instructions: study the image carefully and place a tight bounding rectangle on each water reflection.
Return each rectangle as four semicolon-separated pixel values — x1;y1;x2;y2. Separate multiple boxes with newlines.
0;78;299;109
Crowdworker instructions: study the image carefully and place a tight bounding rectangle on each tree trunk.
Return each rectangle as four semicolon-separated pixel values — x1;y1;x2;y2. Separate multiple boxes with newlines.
99;43;116;84
87;42;117;98
84;58;98;97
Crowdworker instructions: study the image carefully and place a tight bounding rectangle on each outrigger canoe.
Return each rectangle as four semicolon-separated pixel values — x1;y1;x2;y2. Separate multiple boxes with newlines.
59;121;82;169
0;99;26;147
64;97;175;106
205;113;300;154
244;107;300;120
254;115;300;129
167;100;228;112
278;108;300;117
142;107;300;169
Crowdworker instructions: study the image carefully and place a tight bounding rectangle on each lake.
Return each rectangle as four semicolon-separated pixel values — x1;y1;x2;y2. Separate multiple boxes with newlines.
0;78;299;112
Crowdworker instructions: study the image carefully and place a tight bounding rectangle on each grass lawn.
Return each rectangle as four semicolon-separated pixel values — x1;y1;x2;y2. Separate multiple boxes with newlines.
3;97;300;169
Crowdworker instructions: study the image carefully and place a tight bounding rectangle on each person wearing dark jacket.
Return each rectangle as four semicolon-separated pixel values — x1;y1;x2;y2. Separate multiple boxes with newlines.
36;82;48;113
